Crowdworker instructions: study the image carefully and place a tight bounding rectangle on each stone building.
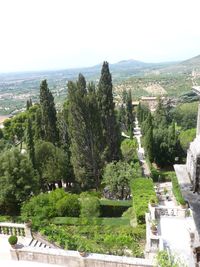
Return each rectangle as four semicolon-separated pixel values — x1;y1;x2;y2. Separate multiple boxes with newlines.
186;102;200;192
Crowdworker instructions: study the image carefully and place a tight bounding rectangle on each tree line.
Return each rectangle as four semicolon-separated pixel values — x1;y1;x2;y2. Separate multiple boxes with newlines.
0;62;137;215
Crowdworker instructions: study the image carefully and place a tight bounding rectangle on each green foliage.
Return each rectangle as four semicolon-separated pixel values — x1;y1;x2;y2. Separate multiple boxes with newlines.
179;128;196;152
122;207;136;220
35;141;69;190
98;61;121;162
8;235;18;245
3;112;28;148
102;161;135;199
21;189;81;226
172;101;198;130
52;217;130;226
100;199;131;217
137;103;150;125
67;76;103;189
26;118;35;168
144;114;154;162
79;193;100;218
56;194;80;217
39;223;145;257
132;178;157;224
170;173;186;205
100;199;132;207
39;79;59;144
156;251;184;267
0;148;39;215
121;138;138;163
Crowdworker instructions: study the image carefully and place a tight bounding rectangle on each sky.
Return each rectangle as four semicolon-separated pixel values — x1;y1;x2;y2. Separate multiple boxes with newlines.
0;0;200;72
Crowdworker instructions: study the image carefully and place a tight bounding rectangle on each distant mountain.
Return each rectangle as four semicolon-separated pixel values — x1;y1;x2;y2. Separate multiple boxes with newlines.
181;54;200;65
158;55;200;74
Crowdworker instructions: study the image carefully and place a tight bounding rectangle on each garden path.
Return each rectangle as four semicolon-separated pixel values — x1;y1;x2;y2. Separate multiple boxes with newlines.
156;182;195;267
134;117;150;177
0;234;61;267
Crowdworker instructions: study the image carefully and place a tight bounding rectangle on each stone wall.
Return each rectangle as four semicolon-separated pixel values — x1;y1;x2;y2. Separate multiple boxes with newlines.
11;247;154;267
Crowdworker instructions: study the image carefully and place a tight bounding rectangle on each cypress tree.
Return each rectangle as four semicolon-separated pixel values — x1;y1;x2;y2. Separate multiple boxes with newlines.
144;113;154;162
126;90;133;139
26;118;35;168
39;80;59;145
67;77;103;189
97;62;121;162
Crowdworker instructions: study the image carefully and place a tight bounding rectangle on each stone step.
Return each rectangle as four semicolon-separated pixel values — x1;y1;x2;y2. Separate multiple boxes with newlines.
29;238;51;249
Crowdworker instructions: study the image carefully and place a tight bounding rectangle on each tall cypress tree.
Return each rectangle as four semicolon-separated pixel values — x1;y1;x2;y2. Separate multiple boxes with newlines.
26;118;35;168
97;62;121;162
126;90;134;139
67;75;103;189
144;113;154;162
39;80;59;145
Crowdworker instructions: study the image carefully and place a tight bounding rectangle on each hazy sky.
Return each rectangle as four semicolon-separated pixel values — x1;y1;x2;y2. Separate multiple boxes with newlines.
0;0;200;72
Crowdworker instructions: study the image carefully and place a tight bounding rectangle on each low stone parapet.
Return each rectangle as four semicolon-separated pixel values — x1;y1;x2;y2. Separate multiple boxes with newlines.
10;247;154;267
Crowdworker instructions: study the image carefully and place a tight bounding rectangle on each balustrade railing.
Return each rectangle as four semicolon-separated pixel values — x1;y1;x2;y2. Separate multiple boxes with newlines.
0;222;25;236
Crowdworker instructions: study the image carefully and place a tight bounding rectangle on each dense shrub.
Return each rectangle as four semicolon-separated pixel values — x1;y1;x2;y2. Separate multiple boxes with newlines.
21;189;81;226
56;194;80;217
132;178;157;224
79;193;100;217
121;139;138;163
8;235;18;245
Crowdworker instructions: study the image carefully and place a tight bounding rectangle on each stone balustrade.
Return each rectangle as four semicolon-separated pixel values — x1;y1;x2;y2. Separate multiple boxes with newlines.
0;222;32;238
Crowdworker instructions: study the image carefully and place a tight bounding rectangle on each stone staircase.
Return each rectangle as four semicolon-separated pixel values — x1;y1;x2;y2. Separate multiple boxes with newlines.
28;238;52;249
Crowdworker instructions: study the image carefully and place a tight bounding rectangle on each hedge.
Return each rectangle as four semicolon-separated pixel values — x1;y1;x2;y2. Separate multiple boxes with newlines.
170;173;186;205
100;199;132;217
52;217;130;226
132;178;157;224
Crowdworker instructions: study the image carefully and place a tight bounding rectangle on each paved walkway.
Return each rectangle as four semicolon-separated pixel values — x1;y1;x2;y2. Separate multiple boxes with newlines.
0;234;61;267
156;182;196;267
134;118;151;177
174;164;200;237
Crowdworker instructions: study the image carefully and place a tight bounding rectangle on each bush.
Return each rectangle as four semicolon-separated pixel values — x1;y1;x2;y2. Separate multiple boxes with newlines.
121;139;138;163
8;235;18;246
56;193;80;217
79;193;100;217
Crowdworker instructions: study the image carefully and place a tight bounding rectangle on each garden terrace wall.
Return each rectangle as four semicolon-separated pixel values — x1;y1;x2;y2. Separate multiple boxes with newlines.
11;247;154;267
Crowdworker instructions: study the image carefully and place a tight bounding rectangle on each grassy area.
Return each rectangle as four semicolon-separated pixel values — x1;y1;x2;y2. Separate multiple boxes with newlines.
52;217;130;226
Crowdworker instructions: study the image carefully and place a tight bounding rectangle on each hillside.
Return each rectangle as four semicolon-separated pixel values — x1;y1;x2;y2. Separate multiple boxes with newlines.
0;55;200;115
156;55;200;75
